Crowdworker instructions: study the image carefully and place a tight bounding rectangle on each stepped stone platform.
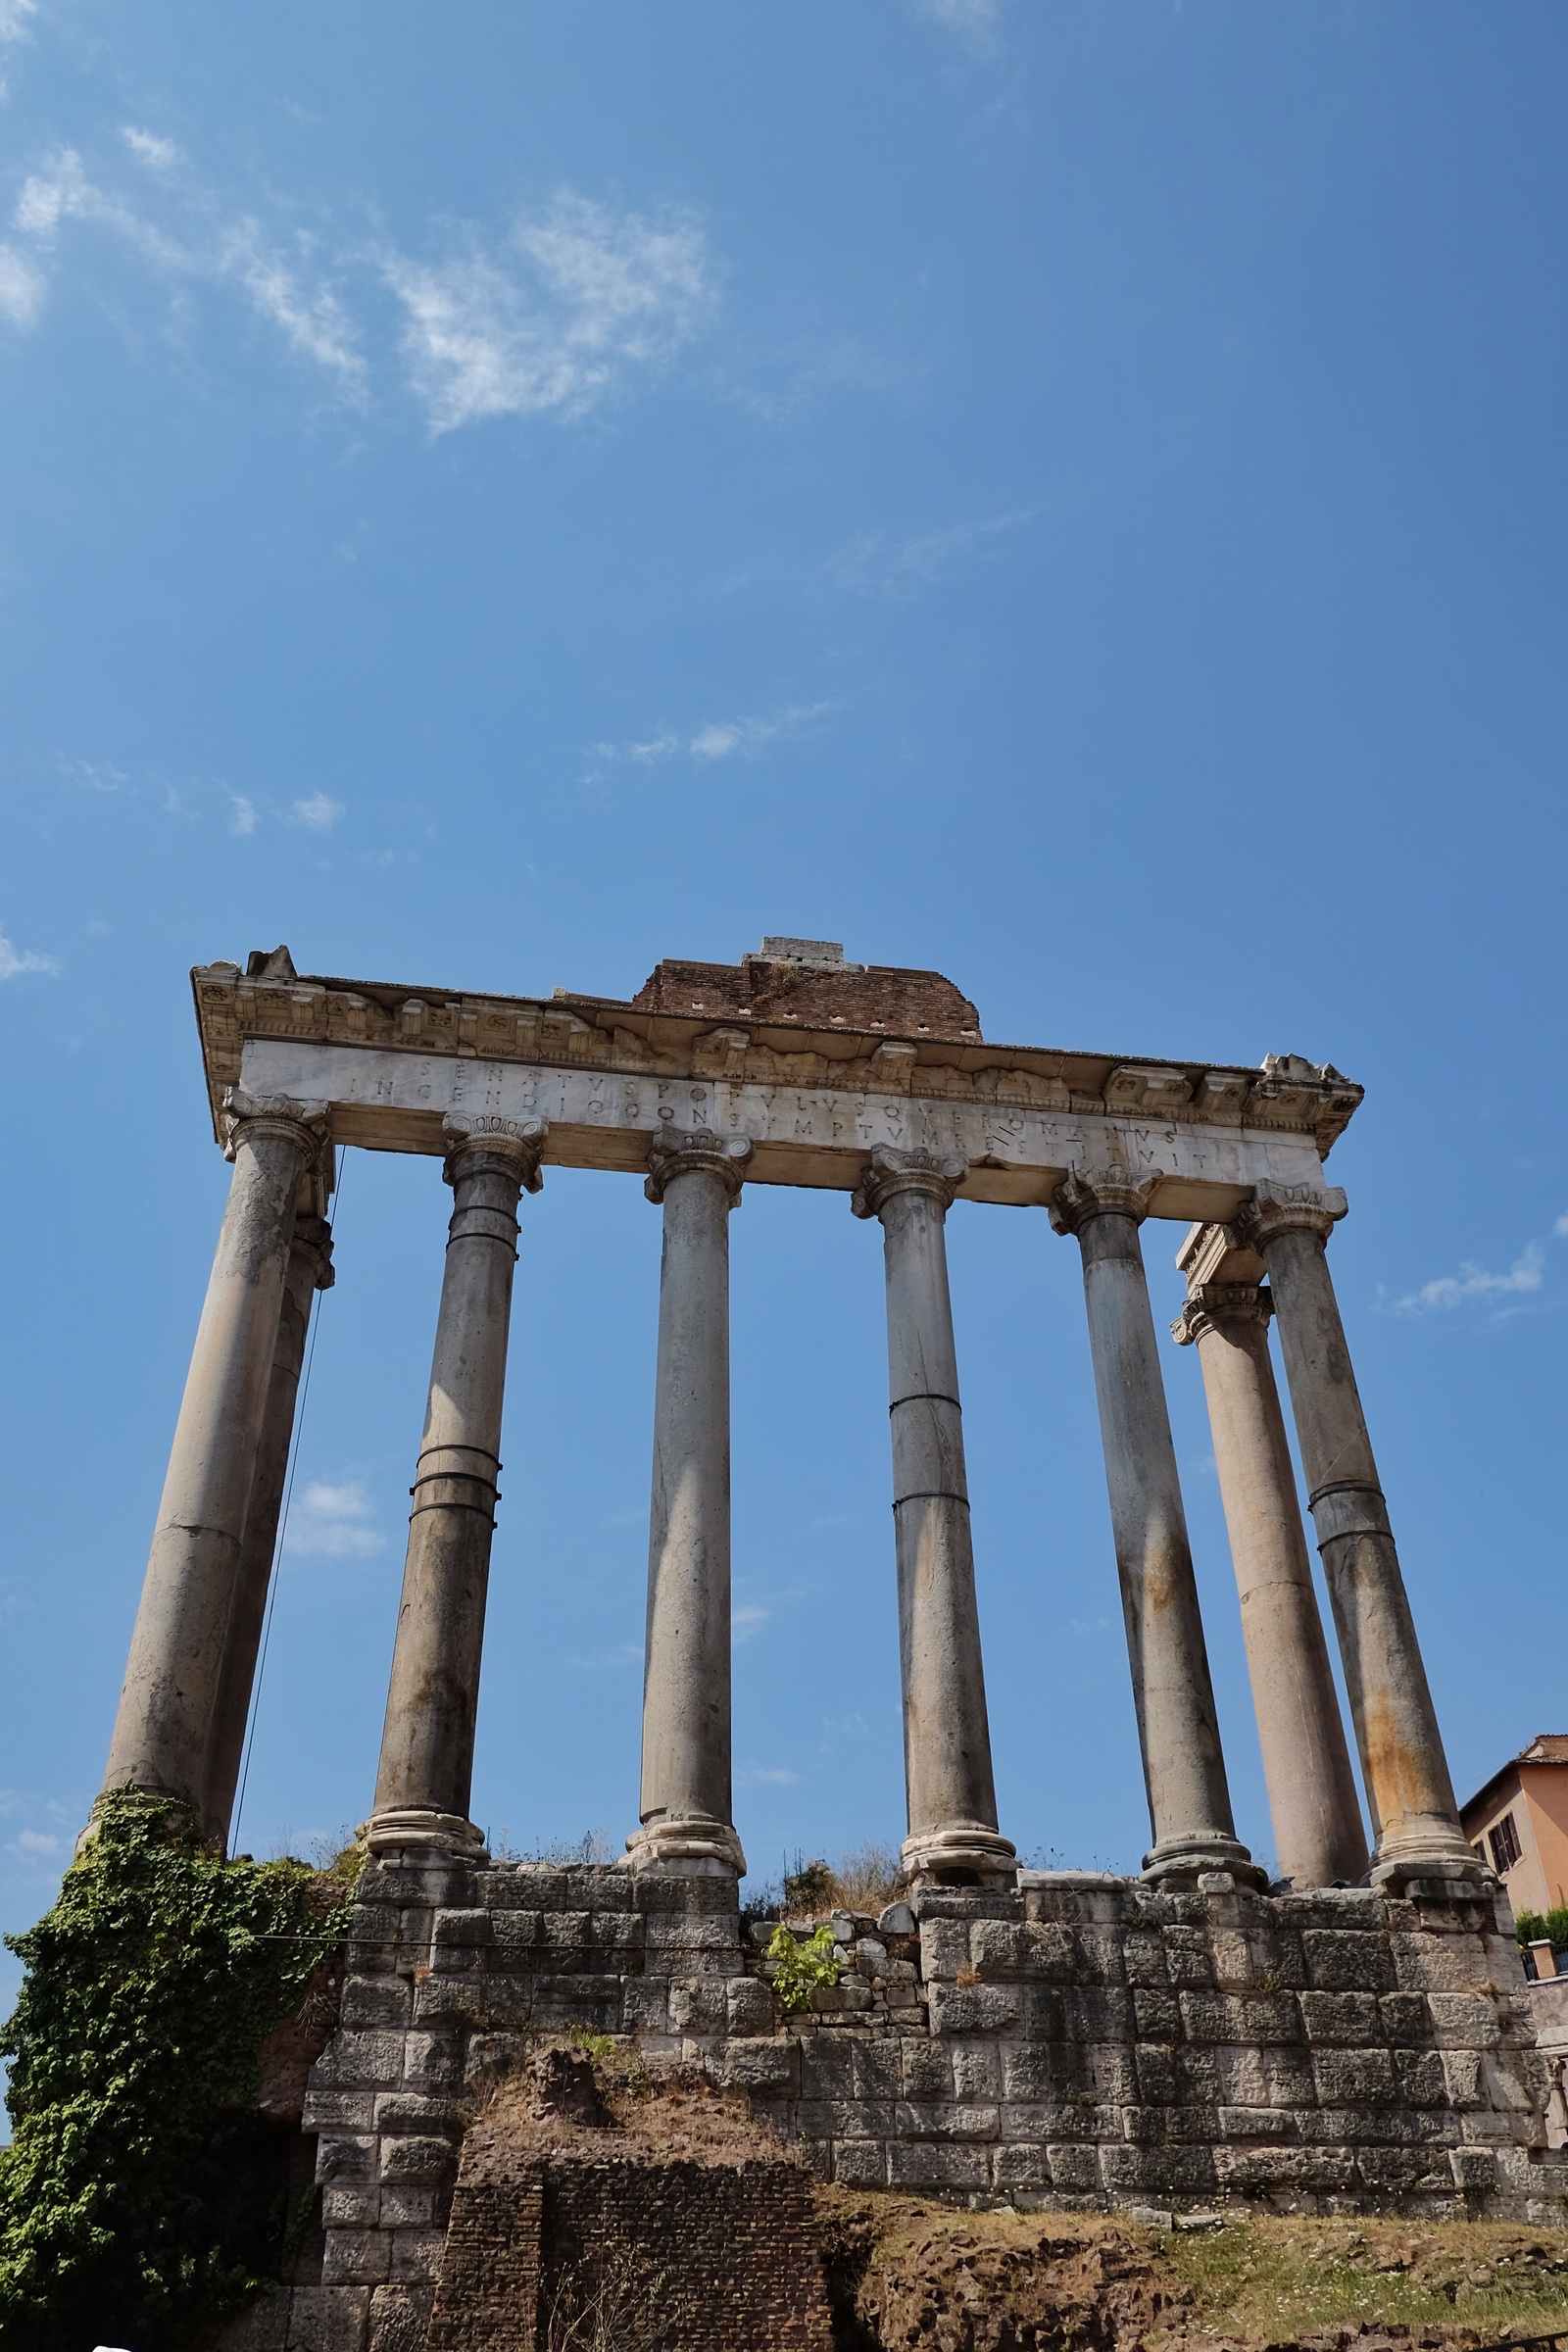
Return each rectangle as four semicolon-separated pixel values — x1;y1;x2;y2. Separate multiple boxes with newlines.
228;1855;1568;2351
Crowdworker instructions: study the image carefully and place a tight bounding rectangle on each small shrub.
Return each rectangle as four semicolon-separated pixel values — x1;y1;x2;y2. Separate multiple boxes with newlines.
1515;1904;1568;1950
766;1924;844;2012
783;1855;835;1915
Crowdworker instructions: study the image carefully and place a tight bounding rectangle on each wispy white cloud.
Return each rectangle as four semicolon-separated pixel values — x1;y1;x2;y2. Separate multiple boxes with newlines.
220;220;361;378
1556;1212;1568;1239
11;145;364;389
595;731;679;766
290;791;344;832
58;754;128;790
122;126;179;173
732;1602;769;1643
829;510;1031;600
564;1641;642;1671
0;924;57;978
740;1763;800;1787
589;702;832;776
0;239;42;325
13;1827;59;1854
227;792;258;836
283;1477;385;1559
9;150;716;430
911;0;1004;55
1394;1243;1546;1315
386;192;713;434
0;0;36;95
690;703;831;761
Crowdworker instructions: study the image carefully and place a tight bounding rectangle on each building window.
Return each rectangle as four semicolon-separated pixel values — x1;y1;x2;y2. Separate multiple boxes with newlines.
1490;1813;1523;1874
1472;1842;1487;1862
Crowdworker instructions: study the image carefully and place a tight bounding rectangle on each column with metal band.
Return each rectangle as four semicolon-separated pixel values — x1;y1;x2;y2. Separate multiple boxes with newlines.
1172;1222;1367;1889
1050;1167;1262;1887
97;1088;329;1830
365;1114;546;1858
854;1146;1015;1886
203;1195;335;1850
628;1130;752;1876
1237;1180;1479;1891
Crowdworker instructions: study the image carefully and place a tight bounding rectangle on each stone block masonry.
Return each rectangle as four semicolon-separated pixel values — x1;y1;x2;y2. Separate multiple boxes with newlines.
226;1859;1568;2350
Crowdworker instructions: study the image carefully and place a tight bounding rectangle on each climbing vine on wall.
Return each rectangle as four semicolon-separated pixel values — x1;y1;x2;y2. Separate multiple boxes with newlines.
0;1790;357;2352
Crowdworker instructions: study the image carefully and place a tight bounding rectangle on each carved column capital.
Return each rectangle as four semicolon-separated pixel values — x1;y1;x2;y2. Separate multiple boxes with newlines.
1171;1284;1272;1348
851;1146;967;1221
221;1085;329;1166
1048;1164;1163;1237
1238;1179;1348;1250
644;1130;752;1206
442;1112;547;1194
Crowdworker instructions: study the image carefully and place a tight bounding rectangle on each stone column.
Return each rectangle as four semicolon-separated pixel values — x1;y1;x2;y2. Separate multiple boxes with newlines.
365;1115;545;1858
628;1132;752;1876
854;1147;1015;1886
1239;1181;1479;1891
1050;1168;1260;1886
1172;1224;1367;1888
202;1199;335;1850
98;1089;328;1824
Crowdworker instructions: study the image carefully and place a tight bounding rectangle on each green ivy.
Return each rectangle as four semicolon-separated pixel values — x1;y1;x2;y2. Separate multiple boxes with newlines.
0;1790;357;2352
765;1923;845;2012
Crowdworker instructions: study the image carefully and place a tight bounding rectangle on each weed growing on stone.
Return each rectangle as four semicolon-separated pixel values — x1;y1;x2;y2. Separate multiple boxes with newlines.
765;1922;845;2010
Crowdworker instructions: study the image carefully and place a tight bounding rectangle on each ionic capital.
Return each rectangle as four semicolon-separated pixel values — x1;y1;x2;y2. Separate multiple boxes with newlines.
291;1211;336;1294
220;1085;330;1165
644;1129;752;1206
851;1146;967;1221
1171;1283;1271;1348
1048;1164;1162;1237
442;1112;548;1194
1238;1179;1348;1251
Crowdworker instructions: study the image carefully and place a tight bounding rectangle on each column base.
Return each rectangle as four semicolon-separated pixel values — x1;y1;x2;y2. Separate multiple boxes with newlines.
1142;1831;1269;1892
1367;1821;1492;1898
359;1807;488;1859
625;1816;746;1876
75;1783;206;1858
901;1823;1017;1887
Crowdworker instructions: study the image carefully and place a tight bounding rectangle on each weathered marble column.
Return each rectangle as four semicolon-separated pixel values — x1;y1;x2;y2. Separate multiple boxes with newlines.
365;1115;545;1858
1051;1168;1261;1886
1172;1223;1368;1888
854;1147;1015;1886
98;1088;328;1825
203;1199;335;1850
628;1132;752;1876
1239;1180;1479;1891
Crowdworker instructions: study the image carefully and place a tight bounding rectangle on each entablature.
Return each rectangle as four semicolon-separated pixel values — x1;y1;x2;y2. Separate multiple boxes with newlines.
190;953;1362;1223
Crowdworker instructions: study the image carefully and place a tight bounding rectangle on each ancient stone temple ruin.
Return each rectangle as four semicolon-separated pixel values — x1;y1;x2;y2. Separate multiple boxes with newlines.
95;939;1565;2349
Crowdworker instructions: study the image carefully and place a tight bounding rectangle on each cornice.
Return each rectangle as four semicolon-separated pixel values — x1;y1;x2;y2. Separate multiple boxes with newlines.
190;960;1365;1160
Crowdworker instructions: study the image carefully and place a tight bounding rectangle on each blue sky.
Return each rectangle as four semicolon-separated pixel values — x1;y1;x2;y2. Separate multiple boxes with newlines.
2;1;1566;2017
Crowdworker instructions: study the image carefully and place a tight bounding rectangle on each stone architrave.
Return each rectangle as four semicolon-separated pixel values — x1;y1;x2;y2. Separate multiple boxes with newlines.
1051;1167;1261;1887
1173;1223;1367;1889
628;1132;752;1877
364;1115;546;1858
854;1147;1015;1886
203;1200;335;1850
98;1088;328;1825
1239;1181;1481;1892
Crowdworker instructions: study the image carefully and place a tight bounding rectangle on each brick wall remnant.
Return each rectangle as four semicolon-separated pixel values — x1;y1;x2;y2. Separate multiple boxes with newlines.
627;953;983;1040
